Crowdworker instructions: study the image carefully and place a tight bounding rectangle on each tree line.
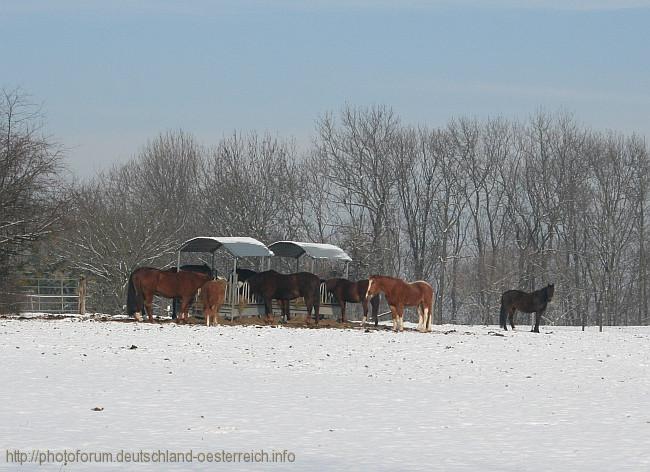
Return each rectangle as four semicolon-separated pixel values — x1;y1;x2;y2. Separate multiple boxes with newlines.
2;89;649;327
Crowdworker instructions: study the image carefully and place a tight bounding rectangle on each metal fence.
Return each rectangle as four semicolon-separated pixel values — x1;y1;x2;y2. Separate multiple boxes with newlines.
1;278;80;314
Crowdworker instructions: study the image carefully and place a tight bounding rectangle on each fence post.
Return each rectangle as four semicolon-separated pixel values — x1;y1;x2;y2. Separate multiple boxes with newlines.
78;276;87;315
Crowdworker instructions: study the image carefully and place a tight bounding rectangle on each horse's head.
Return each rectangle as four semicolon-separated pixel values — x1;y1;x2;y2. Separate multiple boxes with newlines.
546;283;555;301
365;275;382;299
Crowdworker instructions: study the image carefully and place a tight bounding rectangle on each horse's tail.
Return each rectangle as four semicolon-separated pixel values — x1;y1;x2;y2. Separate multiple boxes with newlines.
499;299;507;329
369;293;380;326
126;269;142;317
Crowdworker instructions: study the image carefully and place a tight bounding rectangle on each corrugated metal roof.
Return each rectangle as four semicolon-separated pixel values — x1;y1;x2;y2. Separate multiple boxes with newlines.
268;241;352;261
179;237;274;258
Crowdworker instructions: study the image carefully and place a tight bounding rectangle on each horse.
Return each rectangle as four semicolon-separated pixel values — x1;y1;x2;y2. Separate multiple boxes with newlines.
168;264;213;319
246;270;321;324
499;284;555;333
199;277;227;326
126;267;210;323
234;267;257;282
325;278;380;325
365;275;434;332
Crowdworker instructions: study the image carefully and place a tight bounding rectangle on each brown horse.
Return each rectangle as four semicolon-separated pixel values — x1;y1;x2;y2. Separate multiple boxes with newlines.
500;284;555;333
200;277;227;326
126;267;210;323
325;278;380;325
168;264;213;319
365;275;434;332
247;270;321;324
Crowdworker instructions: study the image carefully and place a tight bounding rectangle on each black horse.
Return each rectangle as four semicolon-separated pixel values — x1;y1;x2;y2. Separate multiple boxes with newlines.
499;284;555;333
234;267;257;283
247;270;321;324
325;278;380;325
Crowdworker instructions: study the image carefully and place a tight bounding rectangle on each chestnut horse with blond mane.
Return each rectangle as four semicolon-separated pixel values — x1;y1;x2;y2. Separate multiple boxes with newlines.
365;275;434;332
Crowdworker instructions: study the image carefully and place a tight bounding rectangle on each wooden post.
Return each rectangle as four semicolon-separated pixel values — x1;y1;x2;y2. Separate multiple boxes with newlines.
78;276;87;315
231;257;238;321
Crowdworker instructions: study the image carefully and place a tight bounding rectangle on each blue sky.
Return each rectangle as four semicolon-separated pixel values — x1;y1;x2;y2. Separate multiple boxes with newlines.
2;1;649;177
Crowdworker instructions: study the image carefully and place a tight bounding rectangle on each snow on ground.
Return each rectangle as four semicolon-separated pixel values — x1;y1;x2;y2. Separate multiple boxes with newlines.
1;319;649;471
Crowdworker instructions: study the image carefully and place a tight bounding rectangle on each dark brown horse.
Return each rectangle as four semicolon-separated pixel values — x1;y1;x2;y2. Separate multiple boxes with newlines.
234;267;257;282
500;284;555;333
365;275;434;332
247;270;321;324
325;278;380;325
200;277;227;326
126;267;210;323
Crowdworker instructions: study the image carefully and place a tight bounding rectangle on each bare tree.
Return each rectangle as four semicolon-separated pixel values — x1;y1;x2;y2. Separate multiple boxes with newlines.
0;89;66;260
315;105;400;275
450;117;507;323
0;88;67;307
27;100;650;327
394;126;442;281
583;132;638;330
55;130;202;311
629;135;650;325
198;131;300;240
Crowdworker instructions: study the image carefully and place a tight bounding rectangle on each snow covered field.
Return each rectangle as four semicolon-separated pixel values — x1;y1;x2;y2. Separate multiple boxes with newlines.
1;318;649;471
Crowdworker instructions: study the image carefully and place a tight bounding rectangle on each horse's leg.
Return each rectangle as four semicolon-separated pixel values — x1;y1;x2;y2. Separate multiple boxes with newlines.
176;298;183;324
172;297;178;320
214;303;222;325
397;305;404;331
389;305;398;331
278;300;287;322
264;298;274;324
416;304;424;332
314;298;320;326
420;302;432;332
144;292;154;323
499;303;507;330
340;300;347;324
361;299;368;327
303;299;312;325
532;310;542;333
285;299;292;322
503;307;517;331
371;295;379;327
210;305;217;326
281;300;290;322
180;297;192;324
134;291;143;322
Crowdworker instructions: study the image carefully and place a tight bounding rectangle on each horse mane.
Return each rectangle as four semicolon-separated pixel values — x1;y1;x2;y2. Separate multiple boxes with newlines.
369;274;400;281
531;283;554;302
543;283;555;301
